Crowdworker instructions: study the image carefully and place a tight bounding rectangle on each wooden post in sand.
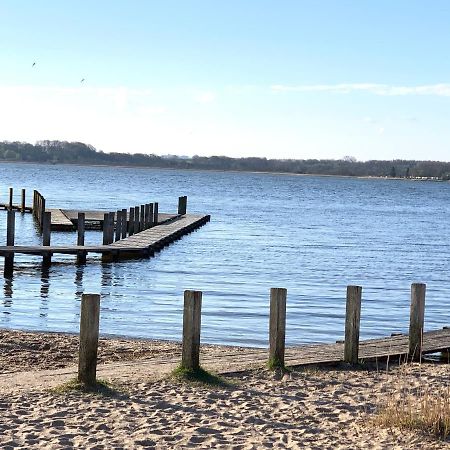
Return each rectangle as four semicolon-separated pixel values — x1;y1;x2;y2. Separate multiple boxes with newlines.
77;212;86;264
344;285;362;364
21;189;26;212
178;196;187;215
182;290;202;371
78;293;101;386
269;288;287;368
42;211;52;266
4;210;15;277
409;283;426;361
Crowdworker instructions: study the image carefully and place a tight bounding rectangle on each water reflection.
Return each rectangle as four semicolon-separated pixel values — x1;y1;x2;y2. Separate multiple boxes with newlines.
74;264;84;299
3;275;13;299
40;265;50;298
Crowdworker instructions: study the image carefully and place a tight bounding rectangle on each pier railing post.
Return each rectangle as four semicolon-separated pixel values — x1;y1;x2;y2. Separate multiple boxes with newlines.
115;210;121;242
153;202;159;225
21;189;26;212
42;211;52;266
121;209;127;239
78;293;101;386
8;187;13;210
4;210;15;278
344;285;362;364
76;212;86;264
32;190;36;217
149;203;154;227
40;197;46;229
129;207;135;236
178;196;187;215
102;213;109;245
409;283;426;361
269;287;287;369
134;206;140;232
140;205;145;231
144;203;150;229
108;212;115;244
182;290;202;371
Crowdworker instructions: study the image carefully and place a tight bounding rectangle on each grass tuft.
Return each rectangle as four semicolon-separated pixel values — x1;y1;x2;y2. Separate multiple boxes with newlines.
171;365;229;387
51;378;119;396
267;357;287;371
374;383;450;440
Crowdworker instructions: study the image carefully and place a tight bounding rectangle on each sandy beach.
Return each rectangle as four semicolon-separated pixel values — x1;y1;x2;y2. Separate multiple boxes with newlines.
1;329;449;449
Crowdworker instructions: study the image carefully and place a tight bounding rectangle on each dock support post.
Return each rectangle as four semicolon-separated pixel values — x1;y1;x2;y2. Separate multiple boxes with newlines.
32;190;36;216
344;285;362;364
40;197;46;229
129;208;135;236
409;283;426;361
78;293;100;386
134;206;140;232
182;290;202;371
178;196;187;215
4;210;15;278
108;212;115;244
121;209;127;239
8;187;13;210
149;203;154;227
42;211;52;266
269;287;287;369
77;212;86;264
115;210;121;242
102;213;110;245
153;202;159;225
144;203;150;229
140;205;145;231
21;189;26;212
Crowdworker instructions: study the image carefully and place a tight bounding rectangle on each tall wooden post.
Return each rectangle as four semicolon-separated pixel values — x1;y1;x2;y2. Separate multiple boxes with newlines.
140;205;145;231
134;206;140;233
129;208;135;236
269;288;287;368
77;212;86;264
4;210;15;278
409;283;426;361
121;208;127;239
8;187;13;210
21;189;26;212
144;203;150;229
149;203;154;227
153;202;159;225
40;197;46;228
182;290;202;371
32;190;37;217
78;293;101;386
344;285;362;364
108;212;115;244
102;213;109;245
42;211;52;266
178;196;187;215
115;210;121;242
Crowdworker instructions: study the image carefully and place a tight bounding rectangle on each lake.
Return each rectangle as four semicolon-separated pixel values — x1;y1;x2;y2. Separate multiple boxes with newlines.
1;162;449;347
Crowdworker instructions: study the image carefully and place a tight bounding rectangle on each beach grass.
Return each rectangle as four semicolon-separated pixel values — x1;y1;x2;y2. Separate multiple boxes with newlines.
171;365;229;387
51;378;120;396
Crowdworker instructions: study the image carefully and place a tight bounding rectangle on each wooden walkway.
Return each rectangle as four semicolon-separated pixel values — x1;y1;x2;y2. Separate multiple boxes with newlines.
0;214;210;259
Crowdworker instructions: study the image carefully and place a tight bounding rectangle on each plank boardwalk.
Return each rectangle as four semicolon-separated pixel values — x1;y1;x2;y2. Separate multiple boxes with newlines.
47;208;73;230
0;214;210;258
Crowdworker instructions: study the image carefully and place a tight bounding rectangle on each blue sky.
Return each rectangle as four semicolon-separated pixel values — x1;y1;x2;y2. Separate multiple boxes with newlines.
1;1;450;161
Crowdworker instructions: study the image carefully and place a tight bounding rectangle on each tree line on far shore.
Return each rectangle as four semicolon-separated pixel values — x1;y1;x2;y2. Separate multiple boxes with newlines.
1;140;450;180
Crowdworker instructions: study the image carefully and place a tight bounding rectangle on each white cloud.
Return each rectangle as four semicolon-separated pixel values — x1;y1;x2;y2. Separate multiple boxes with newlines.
193;91;216;103
271;83;450;97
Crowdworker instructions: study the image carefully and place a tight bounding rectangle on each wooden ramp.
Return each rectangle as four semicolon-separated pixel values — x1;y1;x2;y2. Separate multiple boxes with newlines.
47;209;74;231
0;214;210;259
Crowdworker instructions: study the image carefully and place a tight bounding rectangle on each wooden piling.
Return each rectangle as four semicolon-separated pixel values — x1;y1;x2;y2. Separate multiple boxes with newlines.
409;283;426;361
178;196;187;215
344;285;362;364
108;212;115;244
8;187;13;210
32;190;36;216
144;204;150;229
134;206;140;232
269;287;287;368
102;213;109;245
115;210;121;242
77;212;86;264
140;205;145;231
42;211;52;266
121;208;127;239
78;293;101;386
181;290;202;371
4;210;15;277
149;203;154;227
21;189;26;212
153;202;159;225
40;196;46;228
129;207;135;236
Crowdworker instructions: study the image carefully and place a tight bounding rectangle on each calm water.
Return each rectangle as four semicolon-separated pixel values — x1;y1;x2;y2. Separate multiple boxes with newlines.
1;162;449;347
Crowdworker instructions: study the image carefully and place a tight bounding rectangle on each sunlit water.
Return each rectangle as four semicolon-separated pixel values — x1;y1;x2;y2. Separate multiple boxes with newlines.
1;162;449;347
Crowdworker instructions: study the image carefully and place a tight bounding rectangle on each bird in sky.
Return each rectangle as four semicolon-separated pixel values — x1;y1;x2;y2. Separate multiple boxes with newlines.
32;62;36;67
80;78;85;83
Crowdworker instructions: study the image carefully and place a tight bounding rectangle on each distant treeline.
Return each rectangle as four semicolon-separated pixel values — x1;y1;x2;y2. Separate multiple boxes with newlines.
1;140;450;180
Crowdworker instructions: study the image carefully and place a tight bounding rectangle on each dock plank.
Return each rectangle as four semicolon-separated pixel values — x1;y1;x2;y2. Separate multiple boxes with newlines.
48;209;74;231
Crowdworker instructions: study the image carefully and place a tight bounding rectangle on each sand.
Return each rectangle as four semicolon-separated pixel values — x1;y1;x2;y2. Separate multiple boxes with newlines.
1;329;448;449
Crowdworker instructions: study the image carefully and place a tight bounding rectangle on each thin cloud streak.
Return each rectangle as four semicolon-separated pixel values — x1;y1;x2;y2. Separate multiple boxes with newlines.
271;83;450;96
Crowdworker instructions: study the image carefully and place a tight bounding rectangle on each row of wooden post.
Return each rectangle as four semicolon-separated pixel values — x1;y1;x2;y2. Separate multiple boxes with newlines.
76;283;429;386
5;187;27;212
32;190;46;228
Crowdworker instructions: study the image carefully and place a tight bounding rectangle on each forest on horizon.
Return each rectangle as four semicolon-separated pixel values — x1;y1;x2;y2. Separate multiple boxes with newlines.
1;140;450;180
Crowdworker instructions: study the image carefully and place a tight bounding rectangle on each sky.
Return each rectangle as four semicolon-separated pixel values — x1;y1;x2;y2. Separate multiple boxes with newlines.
1;1;450;161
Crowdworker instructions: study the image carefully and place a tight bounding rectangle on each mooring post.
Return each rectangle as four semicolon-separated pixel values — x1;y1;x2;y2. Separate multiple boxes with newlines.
140;205;145;231
115;210;121;242
77;212;86;264
134;206;140;233
40;197;46;228
121;208;127;239
269;287;287;368
153;202;159;225
144;203;150;229
32;190;36;217
149;203;154;227
178;196;187;215
102;213;109;245
21;189;26;212
108;212;115;244
78;293;101;386
129;207;135;236
4;210;15;278
8;187;13;210
344;285;362;364
181;290;202;371
42;211;52;266
409;283;426;361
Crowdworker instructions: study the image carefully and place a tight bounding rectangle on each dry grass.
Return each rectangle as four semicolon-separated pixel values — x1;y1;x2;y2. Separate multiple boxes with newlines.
374;374;450;440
